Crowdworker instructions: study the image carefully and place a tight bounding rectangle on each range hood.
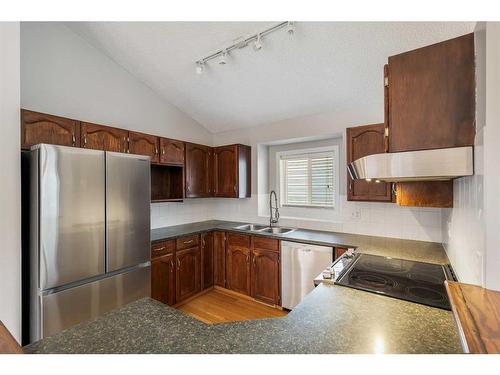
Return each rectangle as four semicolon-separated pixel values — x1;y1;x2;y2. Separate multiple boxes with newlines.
347;146;474;182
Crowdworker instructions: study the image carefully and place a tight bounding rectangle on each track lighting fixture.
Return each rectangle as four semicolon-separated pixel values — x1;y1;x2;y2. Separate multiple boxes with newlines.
219;50;228;65
253;33;263;51
195;61;204;75
194;21;295;74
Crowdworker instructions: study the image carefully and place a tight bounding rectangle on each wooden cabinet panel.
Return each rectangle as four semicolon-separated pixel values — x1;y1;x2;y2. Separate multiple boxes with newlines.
185;143;211;198
151;164;184;202
214;231;226;287
151;240;175;258
214;145;238;197
160;138;185;165
251;248;280;306
396;181;453;208
151;253;175;306
237;144;252;198
387;33;475;152
252;236;279;253
335;247;348;259
175;246;201;303
346;124;392;202
227;233;251;248
129;131;159;163
81;122;128;152
21;109;80;149
201;232;214;290
176;234;200;250
226;245;251;296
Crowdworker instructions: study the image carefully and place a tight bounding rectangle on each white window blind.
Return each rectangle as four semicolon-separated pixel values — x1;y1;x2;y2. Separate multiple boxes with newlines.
280;151;335;208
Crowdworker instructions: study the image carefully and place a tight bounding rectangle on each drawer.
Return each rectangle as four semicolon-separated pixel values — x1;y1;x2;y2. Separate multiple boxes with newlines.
151;240;175;258
252;236;279;252
227;233;251;248
176;234;200;250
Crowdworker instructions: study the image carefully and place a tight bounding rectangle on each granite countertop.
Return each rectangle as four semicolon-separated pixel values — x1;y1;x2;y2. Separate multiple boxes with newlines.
25;220;460;354
25;283;462;354
151;220;450;265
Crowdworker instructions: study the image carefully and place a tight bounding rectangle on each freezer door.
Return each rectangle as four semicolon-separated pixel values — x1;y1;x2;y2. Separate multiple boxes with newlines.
106;152;150;272
38;144;106;290
39;264;150;341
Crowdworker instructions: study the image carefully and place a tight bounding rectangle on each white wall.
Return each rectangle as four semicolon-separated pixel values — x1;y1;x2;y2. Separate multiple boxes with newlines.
0;22;21;342
20;22;214;229
213;109;444;243
443;22;500;290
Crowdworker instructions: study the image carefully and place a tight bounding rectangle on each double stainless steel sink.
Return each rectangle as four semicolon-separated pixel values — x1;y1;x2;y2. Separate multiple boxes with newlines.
233;224;295;234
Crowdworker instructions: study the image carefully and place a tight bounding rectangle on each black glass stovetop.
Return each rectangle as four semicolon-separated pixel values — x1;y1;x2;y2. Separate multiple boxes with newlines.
336;253;452;310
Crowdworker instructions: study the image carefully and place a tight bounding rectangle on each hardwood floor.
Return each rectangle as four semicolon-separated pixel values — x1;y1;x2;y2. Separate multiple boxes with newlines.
177;288;287;324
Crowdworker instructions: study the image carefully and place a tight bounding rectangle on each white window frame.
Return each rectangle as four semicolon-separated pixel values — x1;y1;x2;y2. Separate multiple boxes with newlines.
276;145;339;210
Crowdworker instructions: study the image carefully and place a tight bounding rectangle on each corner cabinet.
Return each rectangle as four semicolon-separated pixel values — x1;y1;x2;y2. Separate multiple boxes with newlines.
213;231;227;287
213;144;251;198
346;124;392;202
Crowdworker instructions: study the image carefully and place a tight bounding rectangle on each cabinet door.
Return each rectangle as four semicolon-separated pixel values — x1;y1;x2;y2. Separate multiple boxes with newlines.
226;246;251;296
81;122;129;153
185;143;210;198
251;248;280;306
334;247;348;259
214;145;238;197
160;138;185;165
346;124;392;202
129;131;159;163
151;253;175;305
201;232;214;290
387;33;475;152
213;231;226;287
175;246;201;303
21;109;80;149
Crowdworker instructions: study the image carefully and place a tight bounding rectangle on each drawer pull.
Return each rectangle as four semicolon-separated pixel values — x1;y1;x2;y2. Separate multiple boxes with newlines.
153;246;166;252
183;239;194;244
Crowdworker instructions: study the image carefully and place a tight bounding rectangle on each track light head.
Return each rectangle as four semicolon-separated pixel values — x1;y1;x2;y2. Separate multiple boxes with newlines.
219;50;228;65
253;34;263;51
195;62;204;75
286;21;295;35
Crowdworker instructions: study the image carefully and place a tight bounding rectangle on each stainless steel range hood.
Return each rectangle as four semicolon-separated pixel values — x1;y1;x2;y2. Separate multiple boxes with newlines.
347;146;473;182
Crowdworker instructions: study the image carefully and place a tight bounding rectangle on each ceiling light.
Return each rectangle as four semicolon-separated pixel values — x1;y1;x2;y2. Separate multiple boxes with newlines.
253;33;263;51
219;50;228;65
195;62;204;75
286;21;295;35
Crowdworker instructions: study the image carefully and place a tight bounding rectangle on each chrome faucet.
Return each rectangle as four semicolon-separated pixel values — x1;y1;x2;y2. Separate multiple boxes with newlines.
269;190;280;227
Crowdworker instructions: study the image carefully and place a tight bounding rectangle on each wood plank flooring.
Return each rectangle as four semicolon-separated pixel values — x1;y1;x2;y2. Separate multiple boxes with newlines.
177;288;287;324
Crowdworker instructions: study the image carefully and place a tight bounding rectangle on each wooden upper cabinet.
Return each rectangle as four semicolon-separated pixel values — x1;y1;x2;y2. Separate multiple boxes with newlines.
160;138;185;165
21;109;80;149
81;122;129;153
185;143;211;198
201;232;214;290
214;145;237;197
129;131;159;163
213;231;226;287
346;124;392;202
387;33;475;152
214;144;251;198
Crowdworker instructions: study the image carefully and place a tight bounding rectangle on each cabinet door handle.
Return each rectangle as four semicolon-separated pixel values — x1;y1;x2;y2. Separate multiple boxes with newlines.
83;134;87;146
246;254;250;263
155;147;158;155
162;148;165;155
233;185;237;193
253;256;256;266
72;134;76;146
170;260;174;271
349;181;353;191
177;258;181;269
153;246;166;253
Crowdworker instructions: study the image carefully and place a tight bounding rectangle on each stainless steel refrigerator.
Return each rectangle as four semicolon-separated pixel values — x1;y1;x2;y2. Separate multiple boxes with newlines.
27;144;151;343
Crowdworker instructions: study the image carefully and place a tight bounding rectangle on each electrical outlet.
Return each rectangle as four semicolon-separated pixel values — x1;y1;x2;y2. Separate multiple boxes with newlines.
351;210;361;219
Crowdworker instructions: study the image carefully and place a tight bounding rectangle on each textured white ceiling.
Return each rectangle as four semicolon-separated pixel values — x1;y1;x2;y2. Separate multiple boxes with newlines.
66;22;475;133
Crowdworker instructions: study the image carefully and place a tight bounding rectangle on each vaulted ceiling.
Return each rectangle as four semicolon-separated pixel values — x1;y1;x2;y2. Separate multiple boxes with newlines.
67;22;475;133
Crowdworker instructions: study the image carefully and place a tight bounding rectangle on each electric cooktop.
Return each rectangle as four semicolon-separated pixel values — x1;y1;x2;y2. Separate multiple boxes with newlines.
335;253;456;310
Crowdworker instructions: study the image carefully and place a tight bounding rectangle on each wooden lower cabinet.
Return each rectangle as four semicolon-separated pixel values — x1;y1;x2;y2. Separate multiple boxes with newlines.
214;231;226;287
251;248;280;306
175;246;201;303
151;253;175;306
201;232;214;290
335;247;348;260
226;242;251;296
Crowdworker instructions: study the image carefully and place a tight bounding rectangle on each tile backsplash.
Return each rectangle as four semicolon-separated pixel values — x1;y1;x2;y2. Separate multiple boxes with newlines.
152;194;443;243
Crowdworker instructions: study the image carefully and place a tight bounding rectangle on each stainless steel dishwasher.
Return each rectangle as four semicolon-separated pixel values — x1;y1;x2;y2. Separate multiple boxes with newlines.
281;241;333;310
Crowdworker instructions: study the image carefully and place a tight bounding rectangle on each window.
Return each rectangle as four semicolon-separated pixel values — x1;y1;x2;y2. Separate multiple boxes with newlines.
278;147;336;208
